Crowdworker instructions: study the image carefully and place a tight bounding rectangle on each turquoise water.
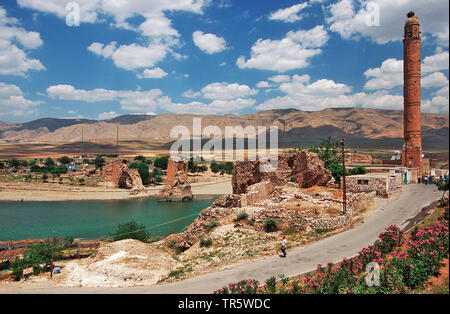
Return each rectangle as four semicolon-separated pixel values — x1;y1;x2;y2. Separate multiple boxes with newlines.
0;198;215;241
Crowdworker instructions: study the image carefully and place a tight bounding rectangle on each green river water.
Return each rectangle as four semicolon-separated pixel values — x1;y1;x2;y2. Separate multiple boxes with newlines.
0;197;215;241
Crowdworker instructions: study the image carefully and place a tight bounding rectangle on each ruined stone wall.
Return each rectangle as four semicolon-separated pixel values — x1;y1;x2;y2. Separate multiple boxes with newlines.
158;158;192;202
232;150;333;194
102;159;144;189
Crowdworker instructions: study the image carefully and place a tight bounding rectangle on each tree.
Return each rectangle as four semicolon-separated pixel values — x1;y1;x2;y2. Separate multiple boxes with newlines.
7;158;20;168
154;156;169;170
58;156;73;165
93;155;105;169
308;137;341;168
136;163;151;185
210;161;220;174
134;155;147;162
44;157;55;167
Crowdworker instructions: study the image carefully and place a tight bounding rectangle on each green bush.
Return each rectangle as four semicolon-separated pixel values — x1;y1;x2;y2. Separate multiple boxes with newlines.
200;238;213;248
109;221;149;242
349;166;367;175
205;219;220;231
154;156;169;170
234;212;249;222
264;218;279;232
58;156;73;165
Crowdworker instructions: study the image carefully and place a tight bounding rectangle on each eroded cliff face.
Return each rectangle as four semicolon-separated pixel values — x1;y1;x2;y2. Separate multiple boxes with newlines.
157;159;193;202
232;150;334;194
102;159;144;189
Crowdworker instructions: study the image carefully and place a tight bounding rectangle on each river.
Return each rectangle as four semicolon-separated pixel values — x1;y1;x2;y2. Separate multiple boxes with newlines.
0;197;216;241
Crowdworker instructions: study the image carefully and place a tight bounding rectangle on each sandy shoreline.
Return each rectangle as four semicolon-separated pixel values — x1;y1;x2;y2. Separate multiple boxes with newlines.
0;180;232;202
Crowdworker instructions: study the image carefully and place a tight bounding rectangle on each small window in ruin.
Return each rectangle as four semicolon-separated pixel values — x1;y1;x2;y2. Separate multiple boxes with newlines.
357;180;369;185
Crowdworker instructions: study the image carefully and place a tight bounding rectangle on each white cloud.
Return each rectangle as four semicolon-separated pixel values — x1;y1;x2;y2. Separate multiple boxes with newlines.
88;41;168;71
46;84;170;113
257;74;406;111
0;6;45;76
201;82;258;100
193;31;227;54
256;81;271;88
325;0;449;46
21;1;209;73
422;51;450;73
138;67;168;79
364;58;402;90
98;111;120;120
364;52;449;90
422;72;449;89
422;96;449;113
182;89;202;98
0;82;41;117
268;75;291;83
17;0;99;23
237;25;328;72
166;98;256;114
269;3;308;23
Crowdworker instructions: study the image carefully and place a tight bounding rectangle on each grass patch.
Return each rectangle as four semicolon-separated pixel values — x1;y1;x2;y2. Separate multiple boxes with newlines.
234;212;248;222
200;238;213;248
205;219;220;232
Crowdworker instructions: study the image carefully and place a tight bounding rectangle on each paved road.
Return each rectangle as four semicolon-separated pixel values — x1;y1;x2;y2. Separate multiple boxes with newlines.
8;184;442;294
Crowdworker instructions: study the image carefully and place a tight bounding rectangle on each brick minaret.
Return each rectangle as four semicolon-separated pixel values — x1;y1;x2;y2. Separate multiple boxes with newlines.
402;11;423;177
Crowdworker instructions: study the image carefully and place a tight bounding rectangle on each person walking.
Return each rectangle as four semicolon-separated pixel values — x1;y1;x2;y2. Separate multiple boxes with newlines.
281;236;287;258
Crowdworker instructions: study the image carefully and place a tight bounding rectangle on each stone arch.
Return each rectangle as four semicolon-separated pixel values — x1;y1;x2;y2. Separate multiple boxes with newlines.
118;171;132;189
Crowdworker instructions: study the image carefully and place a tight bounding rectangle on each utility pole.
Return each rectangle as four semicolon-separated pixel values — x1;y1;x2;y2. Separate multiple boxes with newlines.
116;125;119;156
81;127;84;158
50;231;55;279
340;138;347;215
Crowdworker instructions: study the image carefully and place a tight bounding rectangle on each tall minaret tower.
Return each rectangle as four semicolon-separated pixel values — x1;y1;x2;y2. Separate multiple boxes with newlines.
402;11;423;177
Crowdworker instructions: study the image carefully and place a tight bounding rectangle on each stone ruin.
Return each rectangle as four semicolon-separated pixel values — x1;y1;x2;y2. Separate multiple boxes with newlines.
157;158;193;202
102;159;144;189
232;150;334;194
164;150;351;251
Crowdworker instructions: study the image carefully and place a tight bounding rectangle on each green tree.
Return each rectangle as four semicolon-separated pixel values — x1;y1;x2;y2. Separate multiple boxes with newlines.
44;157;55;167
153;156;169;170
11;242;63;279
7;158;20;168
136;163;151;185
308;137;341;168
210;161;219;174
134;155;147;162
93;156;106;169
58;156;73;165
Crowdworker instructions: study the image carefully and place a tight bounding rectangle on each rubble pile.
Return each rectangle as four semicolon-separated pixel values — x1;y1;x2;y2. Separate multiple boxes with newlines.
64;239;180;287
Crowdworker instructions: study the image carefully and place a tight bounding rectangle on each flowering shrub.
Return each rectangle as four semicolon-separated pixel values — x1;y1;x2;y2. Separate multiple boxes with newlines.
213;218;448;294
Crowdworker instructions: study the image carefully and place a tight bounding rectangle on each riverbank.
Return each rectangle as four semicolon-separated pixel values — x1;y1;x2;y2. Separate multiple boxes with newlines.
0;180;232;202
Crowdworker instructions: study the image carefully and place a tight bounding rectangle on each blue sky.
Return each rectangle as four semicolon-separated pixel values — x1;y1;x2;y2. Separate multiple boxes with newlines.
0;0;448;122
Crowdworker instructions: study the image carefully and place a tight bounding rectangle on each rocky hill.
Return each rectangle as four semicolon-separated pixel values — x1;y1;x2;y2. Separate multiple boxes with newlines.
0;108;448;148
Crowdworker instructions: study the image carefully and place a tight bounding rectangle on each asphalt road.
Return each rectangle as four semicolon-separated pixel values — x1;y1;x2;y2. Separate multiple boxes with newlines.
7;184;443;294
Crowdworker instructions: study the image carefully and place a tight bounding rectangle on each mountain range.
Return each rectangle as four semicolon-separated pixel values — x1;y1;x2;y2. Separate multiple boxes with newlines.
0;108;448;149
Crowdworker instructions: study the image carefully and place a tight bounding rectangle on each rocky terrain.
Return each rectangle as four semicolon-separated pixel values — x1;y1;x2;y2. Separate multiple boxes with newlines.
0;108;448;147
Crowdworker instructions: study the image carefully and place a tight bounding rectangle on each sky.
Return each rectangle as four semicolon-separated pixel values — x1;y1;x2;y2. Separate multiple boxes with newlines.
0;0;448;123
